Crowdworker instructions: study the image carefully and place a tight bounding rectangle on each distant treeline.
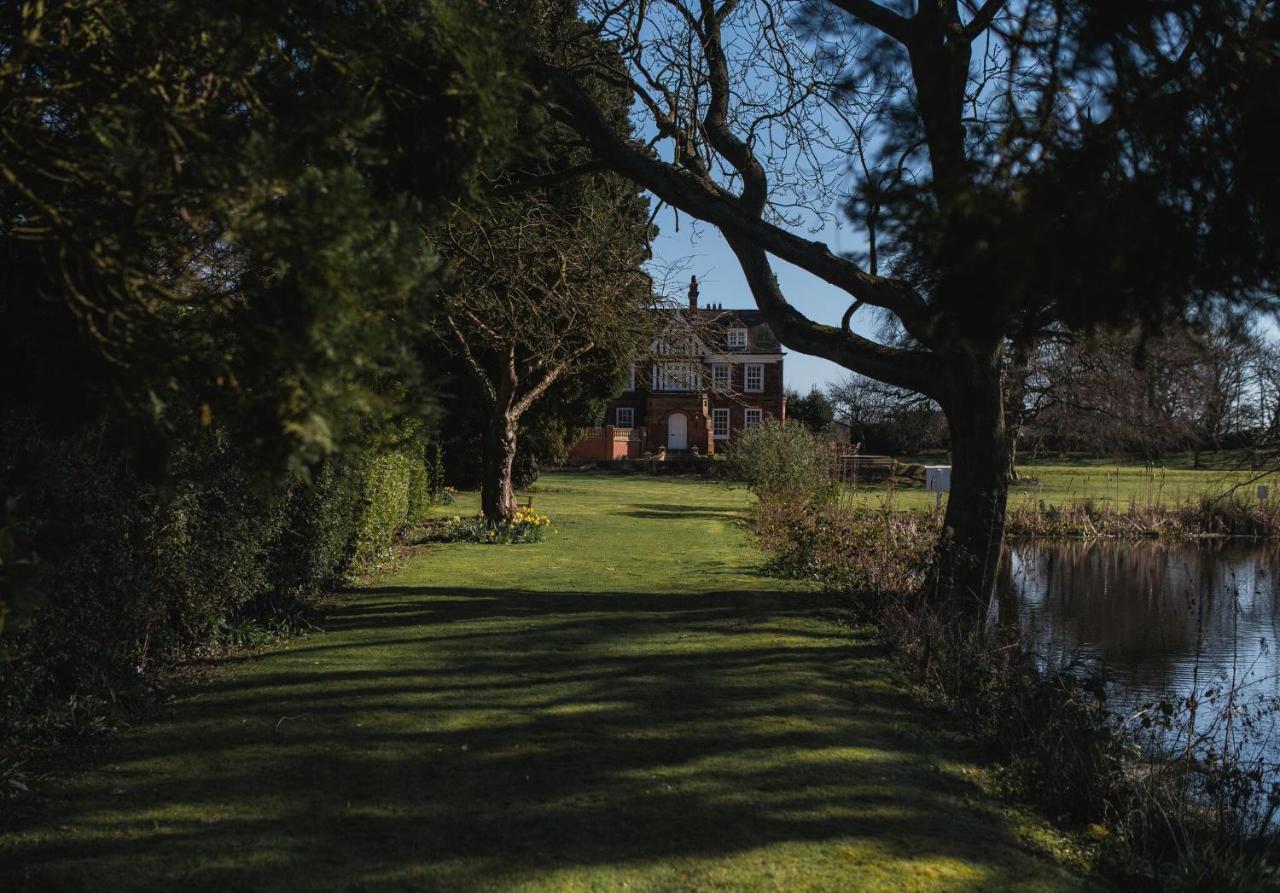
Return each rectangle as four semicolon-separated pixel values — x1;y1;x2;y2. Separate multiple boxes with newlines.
826;322;1280;465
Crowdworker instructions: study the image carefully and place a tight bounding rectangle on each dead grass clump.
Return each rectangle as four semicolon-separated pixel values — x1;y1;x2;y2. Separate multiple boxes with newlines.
1006;493;1280;540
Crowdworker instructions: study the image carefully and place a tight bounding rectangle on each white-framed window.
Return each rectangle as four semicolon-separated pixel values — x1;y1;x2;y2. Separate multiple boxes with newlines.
712;407;730;439
744;408;763;428
727;327;748;348
653;362;693;391
627;363;636;391
615;407;634;428
711;363;730;393
744;363;764;392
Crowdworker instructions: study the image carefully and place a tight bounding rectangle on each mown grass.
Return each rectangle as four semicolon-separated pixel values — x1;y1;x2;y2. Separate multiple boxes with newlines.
0;472;1097;892
846;463;1278;514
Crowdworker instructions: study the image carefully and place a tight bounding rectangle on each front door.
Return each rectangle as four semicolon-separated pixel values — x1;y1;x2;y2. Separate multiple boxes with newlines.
667;412;688;450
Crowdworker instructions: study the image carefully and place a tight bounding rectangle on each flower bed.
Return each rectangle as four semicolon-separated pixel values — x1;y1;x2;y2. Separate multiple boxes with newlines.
422;508;552;544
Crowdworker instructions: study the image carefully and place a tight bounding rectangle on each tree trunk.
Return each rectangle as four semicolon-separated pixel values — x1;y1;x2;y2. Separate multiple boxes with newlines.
929;358;1010;610
481;412;518;524
1003;340;1031;485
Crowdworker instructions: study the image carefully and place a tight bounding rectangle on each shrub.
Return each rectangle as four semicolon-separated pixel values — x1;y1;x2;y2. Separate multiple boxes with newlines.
754;499;933;594
350;442;435;568
719;419;837;506
267;457;363;602
405;451;432;528
1;424;306;770
0;415;434;783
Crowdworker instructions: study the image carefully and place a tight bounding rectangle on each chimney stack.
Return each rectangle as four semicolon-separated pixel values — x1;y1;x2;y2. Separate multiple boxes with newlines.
688;275;699;311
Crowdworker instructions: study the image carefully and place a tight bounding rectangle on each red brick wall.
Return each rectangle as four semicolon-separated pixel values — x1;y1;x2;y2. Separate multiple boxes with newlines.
567;426;645;460
645;394;713;454
597;356;785;454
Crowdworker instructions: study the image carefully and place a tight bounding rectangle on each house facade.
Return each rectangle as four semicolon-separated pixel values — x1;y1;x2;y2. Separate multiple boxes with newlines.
579;277;787;458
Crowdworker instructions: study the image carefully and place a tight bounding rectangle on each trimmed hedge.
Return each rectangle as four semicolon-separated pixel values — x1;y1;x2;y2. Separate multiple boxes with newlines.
0;417;433;759
351;449;417;570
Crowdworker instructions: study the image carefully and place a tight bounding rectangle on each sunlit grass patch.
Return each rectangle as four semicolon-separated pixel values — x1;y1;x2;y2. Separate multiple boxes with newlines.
0;471;1096;892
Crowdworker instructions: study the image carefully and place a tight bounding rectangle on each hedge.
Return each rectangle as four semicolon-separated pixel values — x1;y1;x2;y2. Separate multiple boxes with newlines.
0;416;434;757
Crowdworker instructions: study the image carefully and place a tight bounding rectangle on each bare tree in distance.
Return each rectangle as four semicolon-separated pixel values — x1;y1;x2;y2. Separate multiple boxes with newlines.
534;0;1280;604
1022;322;1280;467
826;372;947;455
442;193;653;523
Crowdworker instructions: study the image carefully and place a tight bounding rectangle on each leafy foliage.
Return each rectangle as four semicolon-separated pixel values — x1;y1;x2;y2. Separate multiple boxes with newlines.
0;0;521;771
719;419;837;507
0;0;515;470
785;388;836;434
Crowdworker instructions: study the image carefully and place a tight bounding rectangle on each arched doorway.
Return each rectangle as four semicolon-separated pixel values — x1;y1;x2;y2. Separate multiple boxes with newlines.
666;412;688;450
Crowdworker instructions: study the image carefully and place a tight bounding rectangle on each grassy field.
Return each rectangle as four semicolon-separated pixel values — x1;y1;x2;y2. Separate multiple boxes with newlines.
846;462;1278;513
1;472;1096;891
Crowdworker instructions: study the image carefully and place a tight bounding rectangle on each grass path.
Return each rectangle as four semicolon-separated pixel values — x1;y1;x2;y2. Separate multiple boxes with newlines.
2;472;1097;891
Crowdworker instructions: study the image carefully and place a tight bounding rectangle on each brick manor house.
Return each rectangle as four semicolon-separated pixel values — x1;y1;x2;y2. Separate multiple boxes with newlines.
570;277;787;460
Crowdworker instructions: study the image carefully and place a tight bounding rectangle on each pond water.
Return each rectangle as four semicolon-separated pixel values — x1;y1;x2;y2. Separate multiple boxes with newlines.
998;539;1280;759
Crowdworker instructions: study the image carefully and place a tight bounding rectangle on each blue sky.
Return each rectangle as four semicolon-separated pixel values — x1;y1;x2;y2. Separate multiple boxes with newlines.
646;202;883;395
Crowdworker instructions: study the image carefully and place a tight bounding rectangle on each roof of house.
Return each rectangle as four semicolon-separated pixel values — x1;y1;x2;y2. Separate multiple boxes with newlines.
660;306;782;354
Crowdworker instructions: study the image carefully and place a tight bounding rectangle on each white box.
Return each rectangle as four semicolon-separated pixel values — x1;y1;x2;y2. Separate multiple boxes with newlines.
924;466;951;493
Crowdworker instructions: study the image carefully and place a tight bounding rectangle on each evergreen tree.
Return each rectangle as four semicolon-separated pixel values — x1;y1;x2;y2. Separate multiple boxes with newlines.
786;388;836;434
0;0;517;635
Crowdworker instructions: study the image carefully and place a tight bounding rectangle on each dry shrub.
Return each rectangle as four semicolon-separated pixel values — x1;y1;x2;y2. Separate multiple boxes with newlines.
753;497;933;594
1007;493;1280;540
879;600;1127;822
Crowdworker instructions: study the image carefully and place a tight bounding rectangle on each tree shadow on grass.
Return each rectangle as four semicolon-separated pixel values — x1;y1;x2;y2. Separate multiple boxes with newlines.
1;585;1087;891
620;509;746;521
618;502;749;522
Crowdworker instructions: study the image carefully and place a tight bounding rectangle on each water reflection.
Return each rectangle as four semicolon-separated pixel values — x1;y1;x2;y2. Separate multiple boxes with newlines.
999;539;1280;714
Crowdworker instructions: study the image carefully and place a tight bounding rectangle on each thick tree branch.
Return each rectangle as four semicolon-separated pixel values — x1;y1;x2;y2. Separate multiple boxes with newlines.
827;0;912;44
725;235;943;397
533;59;935;341
512;340;596;418
961;0;1007;41
698;0;768;216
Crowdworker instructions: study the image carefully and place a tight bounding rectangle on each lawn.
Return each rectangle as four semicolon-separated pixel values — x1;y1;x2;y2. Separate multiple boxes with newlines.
845;462;1278;513
1;472;1097;891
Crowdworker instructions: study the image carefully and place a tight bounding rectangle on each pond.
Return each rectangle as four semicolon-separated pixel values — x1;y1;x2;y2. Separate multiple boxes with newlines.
998;539;1280;760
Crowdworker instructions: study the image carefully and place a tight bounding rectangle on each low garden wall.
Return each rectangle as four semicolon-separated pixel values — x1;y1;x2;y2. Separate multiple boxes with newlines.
567;425;645;461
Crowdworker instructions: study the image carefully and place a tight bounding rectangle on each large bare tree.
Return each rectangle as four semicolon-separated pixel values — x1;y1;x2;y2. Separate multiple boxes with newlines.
442;191;651;523
535;0;1280;603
